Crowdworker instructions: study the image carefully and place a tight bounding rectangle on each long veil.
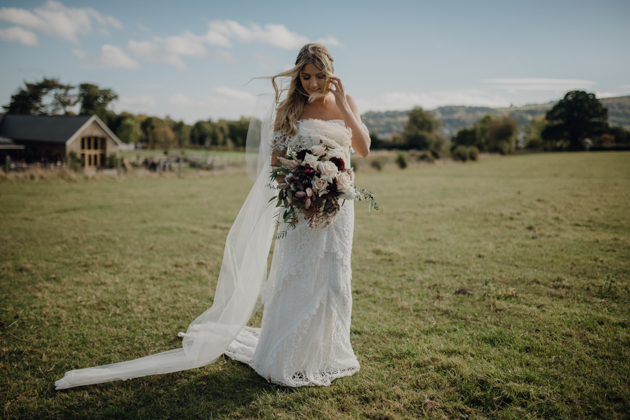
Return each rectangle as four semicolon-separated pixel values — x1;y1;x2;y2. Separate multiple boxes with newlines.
55;95;278;390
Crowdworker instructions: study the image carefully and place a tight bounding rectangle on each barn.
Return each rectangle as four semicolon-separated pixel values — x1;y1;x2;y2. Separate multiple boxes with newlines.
0;114;124;172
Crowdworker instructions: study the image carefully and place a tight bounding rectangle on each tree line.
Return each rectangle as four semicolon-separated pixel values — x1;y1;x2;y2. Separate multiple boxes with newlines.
2;78;251;150
370;90;630;158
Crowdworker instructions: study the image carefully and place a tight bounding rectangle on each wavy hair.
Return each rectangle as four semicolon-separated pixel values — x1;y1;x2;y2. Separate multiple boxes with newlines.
271;43;335;137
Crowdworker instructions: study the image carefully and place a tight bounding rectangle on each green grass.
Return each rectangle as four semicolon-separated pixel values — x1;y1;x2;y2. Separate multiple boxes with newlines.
1;152;629;419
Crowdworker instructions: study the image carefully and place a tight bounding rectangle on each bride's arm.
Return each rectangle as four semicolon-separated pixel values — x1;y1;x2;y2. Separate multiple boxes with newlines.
330;77;371;157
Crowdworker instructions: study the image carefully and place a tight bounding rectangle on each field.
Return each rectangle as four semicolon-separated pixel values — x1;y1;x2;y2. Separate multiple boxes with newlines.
1;152;629;419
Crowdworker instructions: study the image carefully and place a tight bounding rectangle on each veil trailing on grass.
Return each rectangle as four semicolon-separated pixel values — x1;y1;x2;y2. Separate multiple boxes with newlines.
55;95;278;390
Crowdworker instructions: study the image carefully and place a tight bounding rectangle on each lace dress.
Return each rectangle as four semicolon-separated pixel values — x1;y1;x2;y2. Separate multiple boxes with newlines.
225;119;360;387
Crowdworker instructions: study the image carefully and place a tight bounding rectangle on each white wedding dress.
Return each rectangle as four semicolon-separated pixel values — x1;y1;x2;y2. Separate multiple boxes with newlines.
224;119;360;386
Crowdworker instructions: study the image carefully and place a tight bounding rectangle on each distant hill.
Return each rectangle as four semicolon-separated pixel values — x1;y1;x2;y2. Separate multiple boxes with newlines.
361;95;630;139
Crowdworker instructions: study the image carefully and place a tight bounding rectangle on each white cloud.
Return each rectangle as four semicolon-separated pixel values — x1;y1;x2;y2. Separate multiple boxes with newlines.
137;22;149;32
484;78;597;93
168;87;257;122
622;84;630;89
205;20;309;49
127;32;207;69
0;0;121;44
122;20;339;70
595;92;621;98
356;89;511;113
314;36;342;47
73;44;140;69
0;26;38;45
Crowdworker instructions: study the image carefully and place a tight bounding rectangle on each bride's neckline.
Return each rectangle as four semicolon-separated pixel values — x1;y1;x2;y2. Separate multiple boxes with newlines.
297;118;345;125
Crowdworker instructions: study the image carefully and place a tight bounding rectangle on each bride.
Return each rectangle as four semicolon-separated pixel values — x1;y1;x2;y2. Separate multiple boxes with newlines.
55;43;370;390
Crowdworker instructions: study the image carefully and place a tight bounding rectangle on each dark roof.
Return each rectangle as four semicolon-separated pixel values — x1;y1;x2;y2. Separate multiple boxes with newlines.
0;114;93;144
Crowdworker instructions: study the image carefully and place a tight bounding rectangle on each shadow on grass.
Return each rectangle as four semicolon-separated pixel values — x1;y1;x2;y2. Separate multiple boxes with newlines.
54;359;291;419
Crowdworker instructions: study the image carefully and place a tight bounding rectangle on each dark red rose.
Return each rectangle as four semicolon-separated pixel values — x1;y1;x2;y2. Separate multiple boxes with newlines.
303;164;315;175
330;157;345;171
296;149;307;161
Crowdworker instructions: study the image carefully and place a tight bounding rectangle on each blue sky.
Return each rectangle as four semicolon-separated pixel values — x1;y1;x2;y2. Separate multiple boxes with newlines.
1;0;629;123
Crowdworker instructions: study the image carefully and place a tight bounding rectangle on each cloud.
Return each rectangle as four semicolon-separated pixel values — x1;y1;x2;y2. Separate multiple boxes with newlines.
73;44;140;69
137;22;149;32
622;84;630;89
355;89;512;113
484;78;597;93
0;26;38;45
168;87;257;122
205;20;309;49
0;0;121;44
127;32;207;69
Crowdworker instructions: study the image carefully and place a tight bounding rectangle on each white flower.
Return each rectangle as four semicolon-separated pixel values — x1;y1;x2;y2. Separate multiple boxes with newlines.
336;170;354;192
311;144;326;156
318;160;339;183
303;153;319;168
311;176;329;196
325;148;346;160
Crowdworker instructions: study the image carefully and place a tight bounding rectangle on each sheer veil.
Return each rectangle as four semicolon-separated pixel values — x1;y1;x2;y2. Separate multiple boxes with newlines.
55;94;278;390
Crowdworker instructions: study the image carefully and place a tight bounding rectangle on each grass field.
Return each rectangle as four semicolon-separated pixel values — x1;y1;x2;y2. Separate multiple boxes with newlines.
1;152;629;419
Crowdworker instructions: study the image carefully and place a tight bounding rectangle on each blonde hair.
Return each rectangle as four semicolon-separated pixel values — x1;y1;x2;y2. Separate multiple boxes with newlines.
271;43;335;137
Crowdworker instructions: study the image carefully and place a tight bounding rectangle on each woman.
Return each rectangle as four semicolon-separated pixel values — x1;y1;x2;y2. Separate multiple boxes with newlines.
55;43;369;390
225;43;370;386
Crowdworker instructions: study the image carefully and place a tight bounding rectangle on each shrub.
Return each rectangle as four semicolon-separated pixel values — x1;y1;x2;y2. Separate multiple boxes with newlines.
395;152;408;169
370;157;385;171
452;145;469;162
468;146;479;161
418;151;435;163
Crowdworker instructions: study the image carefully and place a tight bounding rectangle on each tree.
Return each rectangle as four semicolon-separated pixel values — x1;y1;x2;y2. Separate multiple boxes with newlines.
524;115;547;149
190;121;213;146
451;114;494;153
487;115;518;154
152;126;176;148
542;90;608;151
172;121;191;147
77;83;118;122
3;77;76;115
402;107;447;152
116;116;142;144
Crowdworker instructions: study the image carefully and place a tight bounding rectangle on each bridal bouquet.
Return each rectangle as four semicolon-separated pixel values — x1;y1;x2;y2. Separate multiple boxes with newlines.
270;135;377;238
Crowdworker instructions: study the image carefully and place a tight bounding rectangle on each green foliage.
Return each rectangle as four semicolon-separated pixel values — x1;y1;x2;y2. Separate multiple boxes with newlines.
402;106;447;152
115;116;142;144
2;77;76;115
468;145;479;161
543;90;609;151
77;83;118;122
67;151;82;171
524;115;547;149
488;115;518;154
395;152;408;169
452;144;470;162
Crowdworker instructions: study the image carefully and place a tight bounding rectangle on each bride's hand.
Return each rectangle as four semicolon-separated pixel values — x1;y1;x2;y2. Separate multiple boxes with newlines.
329;76;348;110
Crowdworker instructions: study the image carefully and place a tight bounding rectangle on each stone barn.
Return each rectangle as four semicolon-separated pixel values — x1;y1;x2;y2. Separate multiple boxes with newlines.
0;114;123;172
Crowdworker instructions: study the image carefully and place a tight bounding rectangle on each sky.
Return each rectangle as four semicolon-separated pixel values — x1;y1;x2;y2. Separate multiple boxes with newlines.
1;0;629;123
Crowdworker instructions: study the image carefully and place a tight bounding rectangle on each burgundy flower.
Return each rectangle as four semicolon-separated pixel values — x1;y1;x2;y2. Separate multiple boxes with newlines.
296;149;308;161
330;157;345;171
303;164;315;175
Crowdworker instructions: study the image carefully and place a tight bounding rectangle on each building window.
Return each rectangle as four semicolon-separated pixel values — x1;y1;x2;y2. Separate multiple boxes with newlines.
81;138;84;149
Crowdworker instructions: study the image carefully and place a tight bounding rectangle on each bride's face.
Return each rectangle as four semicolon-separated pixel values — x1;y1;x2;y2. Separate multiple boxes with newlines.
300;63;327;96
